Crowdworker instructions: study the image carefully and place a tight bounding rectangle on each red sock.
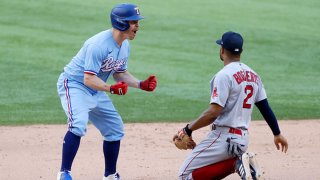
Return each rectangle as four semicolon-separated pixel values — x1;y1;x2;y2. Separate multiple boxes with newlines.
192;158;237;180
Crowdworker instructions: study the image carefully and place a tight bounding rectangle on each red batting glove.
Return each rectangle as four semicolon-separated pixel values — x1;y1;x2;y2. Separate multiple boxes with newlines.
139;75;157;92
110;81;128;95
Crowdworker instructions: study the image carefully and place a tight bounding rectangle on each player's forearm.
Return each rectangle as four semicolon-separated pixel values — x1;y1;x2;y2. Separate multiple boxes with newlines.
189;113;216;131
189;104;222;131
113;71;140;88
84;73;111;92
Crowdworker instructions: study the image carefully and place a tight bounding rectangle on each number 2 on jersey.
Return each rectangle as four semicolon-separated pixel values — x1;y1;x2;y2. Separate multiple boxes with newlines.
243;85;253;109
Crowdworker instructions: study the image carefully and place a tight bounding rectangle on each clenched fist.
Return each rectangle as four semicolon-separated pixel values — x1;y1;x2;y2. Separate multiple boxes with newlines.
140;75;157;92
110;81;128;95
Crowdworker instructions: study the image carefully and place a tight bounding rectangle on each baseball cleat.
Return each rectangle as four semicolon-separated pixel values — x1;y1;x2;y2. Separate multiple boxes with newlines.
235;153;251;180
247;152;262;180
103;172;121;180
57;170;72;180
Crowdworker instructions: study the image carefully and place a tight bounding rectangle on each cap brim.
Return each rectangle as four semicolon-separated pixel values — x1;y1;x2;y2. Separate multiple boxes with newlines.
216;39;222;45
124;15;144;21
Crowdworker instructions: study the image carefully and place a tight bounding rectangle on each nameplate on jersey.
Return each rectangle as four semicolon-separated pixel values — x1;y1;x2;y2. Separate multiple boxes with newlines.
233;70;259;84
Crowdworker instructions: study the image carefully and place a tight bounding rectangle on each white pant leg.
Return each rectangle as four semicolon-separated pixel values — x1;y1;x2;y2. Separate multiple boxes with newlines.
178;129;249;180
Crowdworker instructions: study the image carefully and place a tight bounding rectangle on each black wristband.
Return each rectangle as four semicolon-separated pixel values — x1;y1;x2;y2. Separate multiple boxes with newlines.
184;124;193;137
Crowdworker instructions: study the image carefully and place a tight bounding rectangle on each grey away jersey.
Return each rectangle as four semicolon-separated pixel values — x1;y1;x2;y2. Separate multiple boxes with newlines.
210;62;267;129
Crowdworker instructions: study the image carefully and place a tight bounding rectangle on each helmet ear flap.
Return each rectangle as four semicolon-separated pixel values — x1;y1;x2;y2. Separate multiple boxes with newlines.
111;14;129;31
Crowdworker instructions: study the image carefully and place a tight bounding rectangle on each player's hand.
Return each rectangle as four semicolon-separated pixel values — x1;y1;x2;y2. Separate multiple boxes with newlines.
110;81;128;95
173;127;196;150
139;75;157;92
274;134;288;153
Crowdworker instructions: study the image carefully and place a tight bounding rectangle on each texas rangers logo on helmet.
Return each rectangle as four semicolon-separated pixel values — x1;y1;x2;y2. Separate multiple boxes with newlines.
134;7;140;15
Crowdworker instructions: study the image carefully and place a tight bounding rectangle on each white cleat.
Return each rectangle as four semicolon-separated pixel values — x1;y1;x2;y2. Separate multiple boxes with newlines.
247;152;263;180
103;172;121;180
235;153;251;180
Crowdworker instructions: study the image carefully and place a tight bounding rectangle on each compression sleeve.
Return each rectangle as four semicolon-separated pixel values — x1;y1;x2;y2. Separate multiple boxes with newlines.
255;99;281;135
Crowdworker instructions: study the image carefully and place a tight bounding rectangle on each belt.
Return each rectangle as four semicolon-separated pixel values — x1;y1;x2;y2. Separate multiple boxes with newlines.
212;125;243;136
228;127;242;135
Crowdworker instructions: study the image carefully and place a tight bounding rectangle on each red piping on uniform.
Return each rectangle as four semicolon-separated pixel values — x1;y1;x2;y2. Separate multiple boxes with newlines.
180;132;221;180
64;79;74;129
84;71;97;75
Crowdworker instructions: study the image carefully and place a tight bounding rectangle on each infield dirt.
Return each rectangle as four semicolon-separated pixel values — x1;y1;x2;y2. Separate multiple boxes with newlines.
0;120;319;180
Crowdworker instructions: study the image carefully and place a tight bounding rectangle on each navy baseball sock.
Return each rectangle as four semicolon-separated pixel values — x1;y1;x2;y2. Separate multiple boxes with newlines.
60;131;81;171
103;140;120;177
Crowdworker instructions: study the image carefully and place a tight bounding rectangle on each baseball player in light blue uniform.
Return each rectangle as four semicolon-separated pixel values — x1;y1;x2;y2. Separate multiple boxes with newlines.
56;4;157;180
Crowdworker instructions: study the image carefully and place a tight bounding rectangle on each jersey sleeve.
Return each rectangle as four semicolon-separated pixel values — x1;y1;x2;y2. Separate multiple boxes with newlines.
84;44;103;75
210;73;230;107
254;76;267;102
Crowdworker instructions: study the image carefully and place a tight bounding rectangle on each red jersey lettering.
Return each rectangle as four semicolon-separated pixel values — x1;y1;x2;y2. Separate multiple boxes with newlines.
233;70;259;85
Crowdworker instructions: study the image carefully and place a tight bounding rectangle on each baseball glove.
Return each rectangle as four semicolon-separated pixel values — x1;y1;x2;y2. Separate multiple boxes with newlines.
173;128;196;150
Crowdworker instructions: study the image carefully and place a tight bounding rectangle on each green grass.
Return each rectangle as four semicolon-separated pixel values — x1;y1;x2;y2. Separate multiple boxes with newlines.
0;0;319;125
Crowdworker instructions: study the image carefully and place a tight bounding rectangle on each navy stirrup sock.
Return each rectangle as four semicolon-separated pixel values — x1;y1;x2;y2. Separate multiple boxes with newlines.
60;131;81;171
103;140;120;177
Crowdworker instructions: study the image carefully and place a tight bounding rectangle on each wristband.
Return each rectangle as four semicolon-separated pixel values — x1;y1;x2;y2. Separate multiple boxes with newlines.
184;124;193;137
138;80;142;89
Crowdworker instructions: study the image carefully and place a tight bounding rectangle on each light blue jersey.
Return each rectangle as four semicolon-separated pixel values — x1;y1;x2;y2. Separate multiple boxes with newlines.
57;29;129;140
63;29;130;94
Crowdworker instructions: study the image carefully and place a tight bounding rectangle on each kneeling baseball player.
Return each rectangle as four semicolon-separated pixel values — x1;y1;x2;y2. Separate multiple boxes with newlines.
173;31;288;180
